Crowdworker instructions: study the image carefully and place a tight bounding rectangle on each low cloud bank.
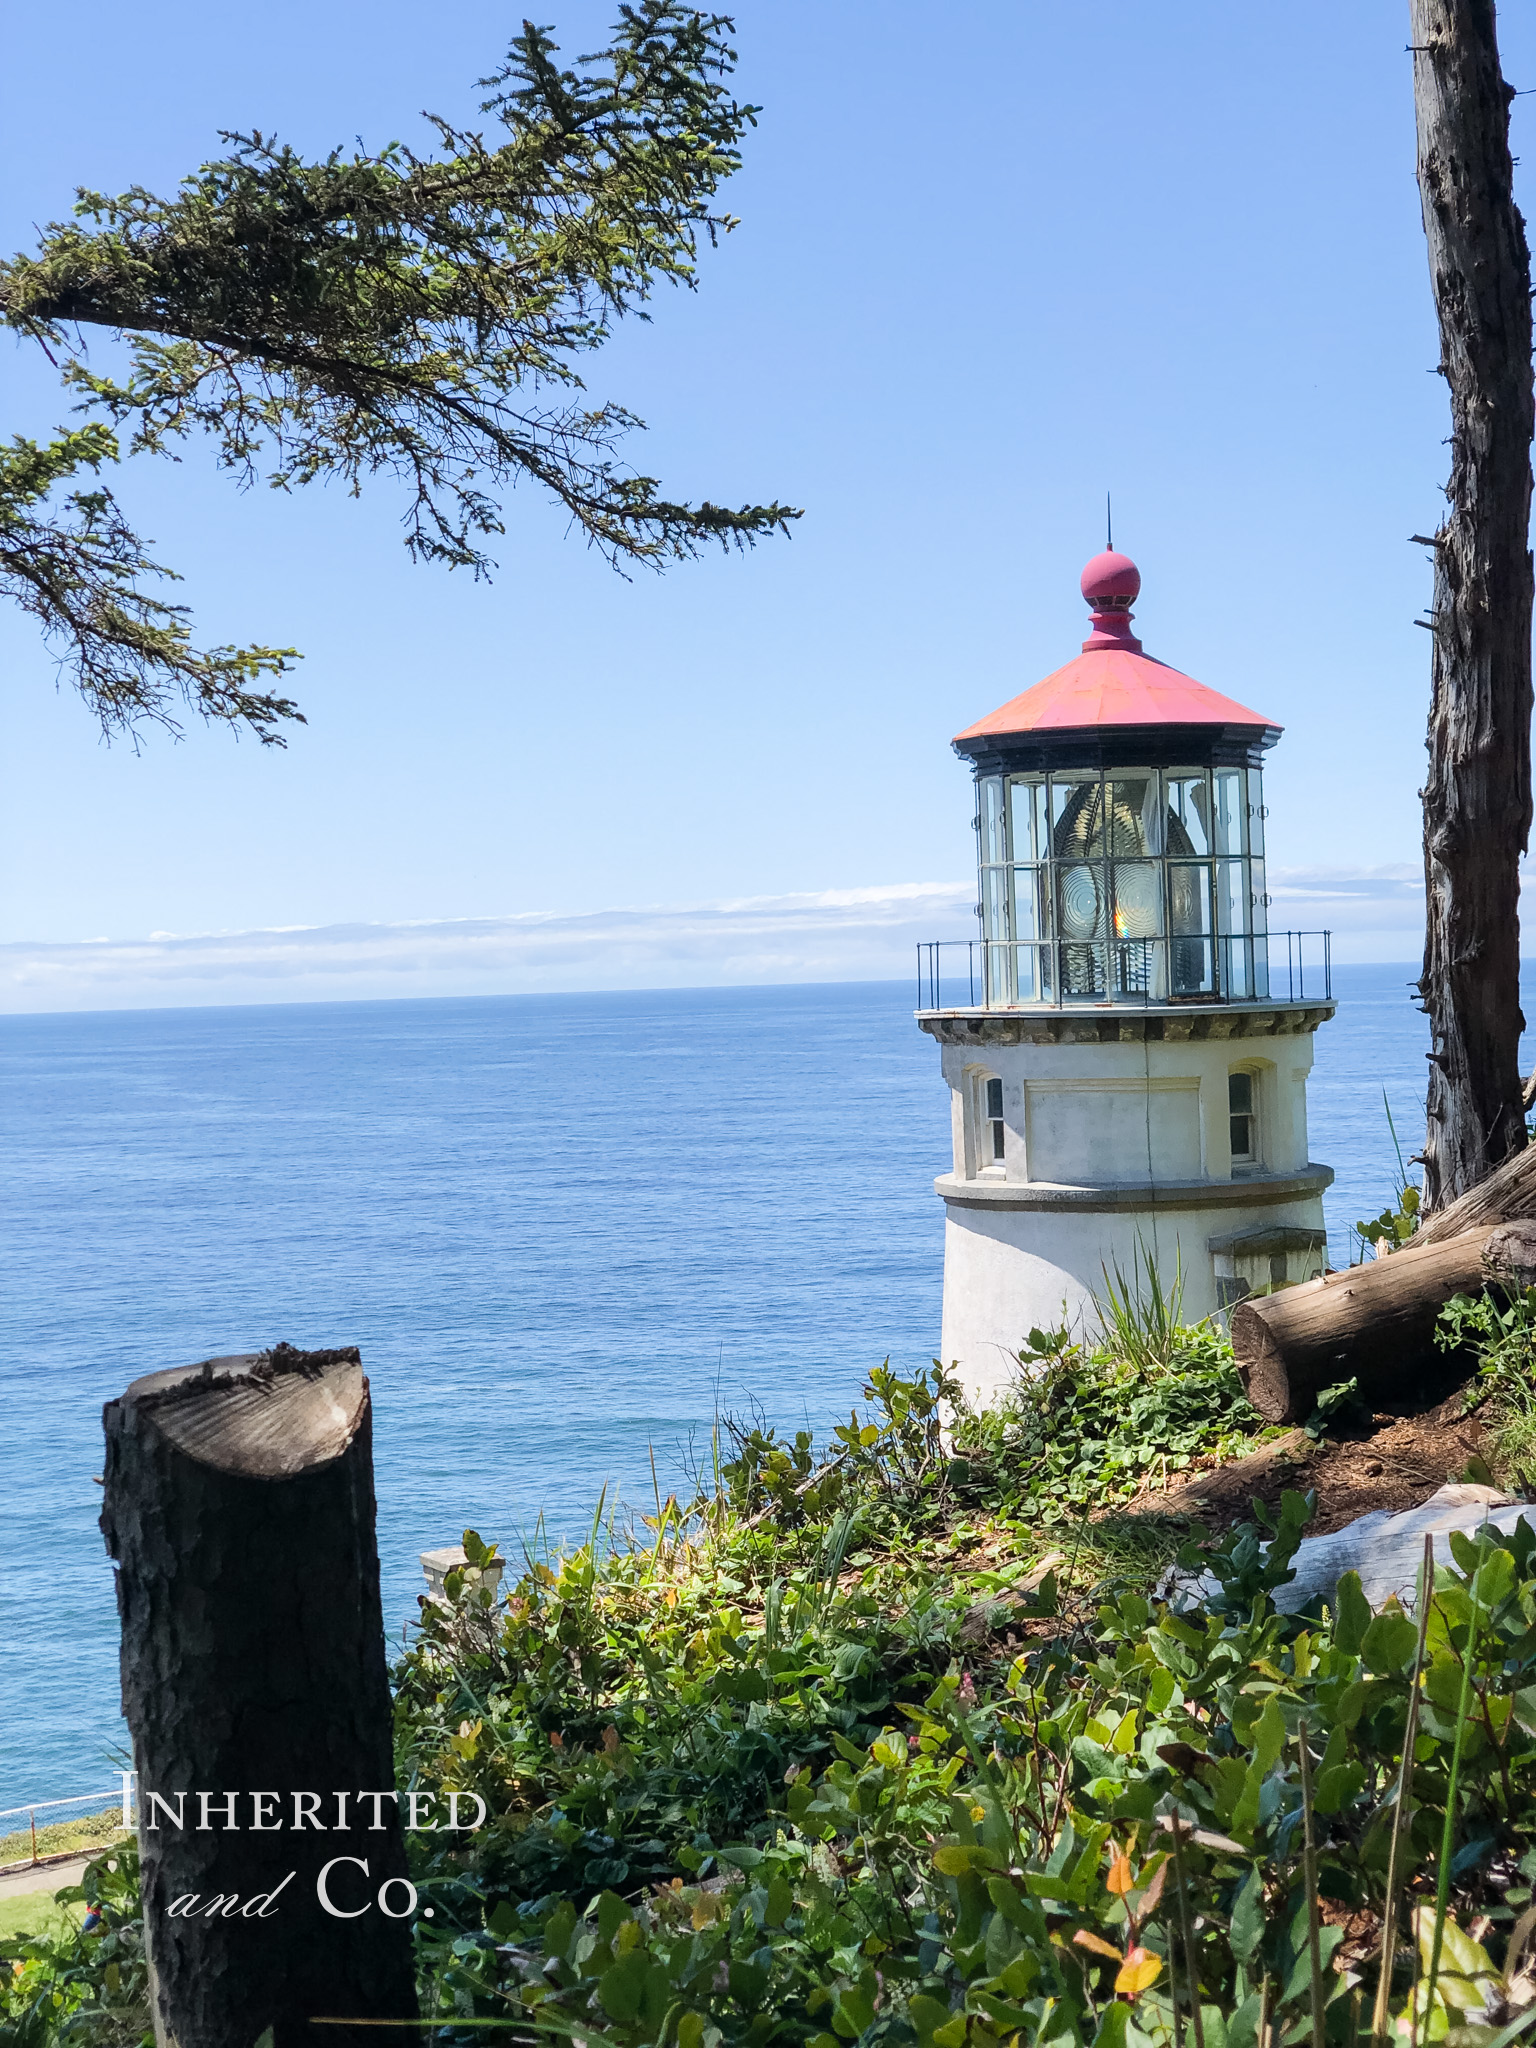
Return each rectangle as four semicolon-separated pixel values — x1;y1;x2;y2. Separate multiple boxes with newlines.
0;883;971;1013
0;867;1438;1015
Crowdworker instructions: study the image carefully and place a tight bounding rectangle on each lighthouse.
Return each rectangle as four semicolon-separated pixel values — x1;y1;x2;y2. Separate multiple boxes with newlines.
918;548;1336;1407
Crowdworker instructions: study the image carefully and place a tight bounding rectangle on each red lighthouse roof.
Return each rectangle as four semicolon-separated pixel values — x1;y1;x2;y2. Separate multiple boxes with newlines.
954;550;1280;748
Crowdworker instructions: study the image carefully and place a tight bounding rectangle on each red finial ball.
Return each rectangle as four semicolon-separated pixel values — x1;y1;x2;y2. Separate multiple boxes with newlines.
1080;549;1141;611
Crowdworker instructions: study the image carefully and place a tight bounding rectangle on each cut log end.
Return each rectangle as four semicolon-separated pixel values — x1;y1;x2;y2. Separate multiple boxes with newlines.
1231;1297;1300;1422
109;1342;366;1481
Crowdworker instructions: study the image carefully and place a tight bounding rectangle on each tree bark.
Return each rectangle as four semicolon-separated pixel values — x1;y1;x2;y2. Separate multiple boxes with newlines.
1416;1124;1536;1242
101;1343;419;2048
1410;0;1534;1208
1232;1218;1536;1420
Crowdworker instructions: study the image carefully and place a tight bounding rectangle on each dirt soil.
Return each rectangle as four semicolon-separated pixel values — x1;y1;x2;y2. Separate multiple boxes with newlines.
1117;1391;1507;1537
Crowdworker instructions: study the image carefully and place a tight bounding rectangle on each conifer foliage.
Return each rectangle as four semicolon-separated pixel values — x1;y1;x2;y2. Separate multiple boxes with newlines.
0;6;795;742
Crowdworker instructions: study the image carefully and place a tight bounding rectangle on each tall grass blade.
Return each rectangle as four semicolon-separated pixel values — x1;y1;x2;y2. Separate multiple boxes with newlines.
764;1576;783;1654
1092;1240;1192;1380
821;1507;858;1613
1425;1518;1494;2024
1385;1091;1410;1199
1170;1817;1207;2048
1372;1535;1435;2045
1298;1720;1325;2048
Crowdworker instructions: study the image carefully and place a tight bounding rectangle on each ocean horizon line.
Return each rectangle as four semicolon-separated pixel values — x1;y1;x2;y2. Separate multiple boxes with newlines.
0;865;1447;1015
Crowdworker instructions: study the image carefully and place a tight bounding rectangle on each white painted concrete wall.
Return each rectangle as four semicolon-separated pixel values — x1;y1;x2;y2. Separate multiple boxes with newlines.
938;1189;1327;1410
939;1033;1317;1186
929;1017;1330;1411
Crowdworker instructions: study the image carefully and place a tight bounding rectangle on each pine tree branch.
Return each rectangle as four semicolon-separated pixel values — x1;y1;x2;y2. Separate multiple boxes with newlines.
0;3;797;736
0;428;301;743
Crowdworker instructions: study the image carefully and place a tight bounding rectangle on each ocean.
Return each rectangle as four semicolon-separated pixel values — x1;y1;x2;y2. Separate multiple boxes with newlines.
0;964;1510;1813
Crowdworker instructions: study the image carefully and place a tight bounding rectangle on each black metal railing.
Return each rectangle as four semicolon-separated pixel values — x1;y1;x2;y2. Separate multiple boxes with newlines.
916;939;978;1011
916;931;1332;1011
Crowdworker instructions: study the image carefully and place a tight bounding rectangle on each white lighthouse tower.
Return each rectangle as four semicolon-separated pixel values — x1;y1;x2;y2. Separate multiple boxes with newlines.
918;548;1335;1408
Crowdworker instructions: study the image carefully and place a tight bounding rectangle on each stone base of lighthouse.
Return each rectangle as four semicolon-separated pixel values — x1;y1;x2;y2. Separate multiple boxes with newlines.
921;1000;1335;1412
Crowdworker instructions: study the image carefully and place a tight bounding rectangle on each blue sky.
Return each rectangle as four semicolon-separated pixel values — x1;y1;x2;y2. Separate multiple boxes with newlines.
3;0;1532;998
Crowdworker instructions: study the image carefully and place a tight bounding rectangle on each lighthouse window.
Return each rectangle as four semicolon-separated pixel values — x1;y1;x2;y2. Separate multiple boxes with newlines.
1008;776;1048;862
1167;772;1212;856
1214;771;1245;856
981;777;1008;865
985;1076;1006;1163
1247;771;1267;856
1229;1071;1257;1165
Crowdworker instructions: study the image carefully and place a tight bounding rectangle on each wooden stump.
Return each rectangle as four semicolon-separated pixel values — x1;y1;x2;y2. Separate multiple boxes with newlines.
101;1343;419;2047
1231;1221;1536;1422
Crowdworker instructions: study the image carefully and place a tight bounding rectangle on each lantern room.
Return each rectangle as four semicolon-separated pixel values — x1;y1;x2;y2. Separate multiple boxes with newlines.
956;549;1281;1007
917;547;1336;1408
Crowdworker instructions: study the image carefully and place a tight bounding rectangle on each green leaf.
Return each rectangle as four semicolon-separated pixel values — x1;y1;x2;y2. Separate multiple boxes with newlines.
1473;1547;1517;1611
1233;1692;1288;1840
1333;1571;1372;1655
1314;1761;1367;1814
729;1961;769;2009
934;1842;987;1876
1361;1611;1419;1676
599;1957;646;2023
1280;1924;1345;2003
543;1899;576;1962
909;1994;956;2046
1230;1867;1266;1964
596;1891;630;1944
1092;2002;1131;2048
832;1982;876;2037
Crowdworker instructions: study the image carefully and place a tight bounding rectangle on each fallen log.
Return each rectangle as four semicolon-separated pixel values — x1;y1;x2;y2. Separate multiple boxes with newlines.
1232;1218;1536;1422
1417;1132;1536;1245
101;1342;418;2048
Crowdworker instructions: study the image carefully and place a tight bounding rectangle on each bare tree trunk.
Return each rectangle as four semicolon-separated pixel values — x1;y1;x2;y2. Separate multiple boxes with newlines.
101;1344;418;2047
1411;0;1534;1207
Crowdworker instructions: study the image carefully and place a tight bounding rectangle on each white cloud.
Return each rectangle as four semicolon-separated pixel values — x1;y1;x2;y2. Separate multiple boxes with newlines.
1266;861;1425;957
0;883;977;1013
0;862;1489;1014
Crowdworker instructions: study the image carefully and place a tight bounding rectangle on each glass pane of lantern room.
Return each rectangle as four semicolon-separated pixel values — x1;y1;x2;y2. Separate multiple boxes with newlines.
1049;772;1106;859
1110;858;1162;998
1214;771;1244;856
1168;862;1214;995
984;865;1013;946
1111;860;1162;939
1010;870;1042;1003
1216;859;1252;998
1056;860;1108;999
981;778;1008;866
1247;771;1266;856
1107;776;1161;856
1011;866;1042;941
1008;776;1047;862
1166;771;1211;857
986;946;1014;1006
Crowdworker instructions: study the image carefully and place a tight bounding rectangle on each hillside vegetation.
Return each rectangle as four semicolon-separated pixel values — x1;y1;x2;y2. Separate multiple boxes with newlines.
8;1314;1536;2048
